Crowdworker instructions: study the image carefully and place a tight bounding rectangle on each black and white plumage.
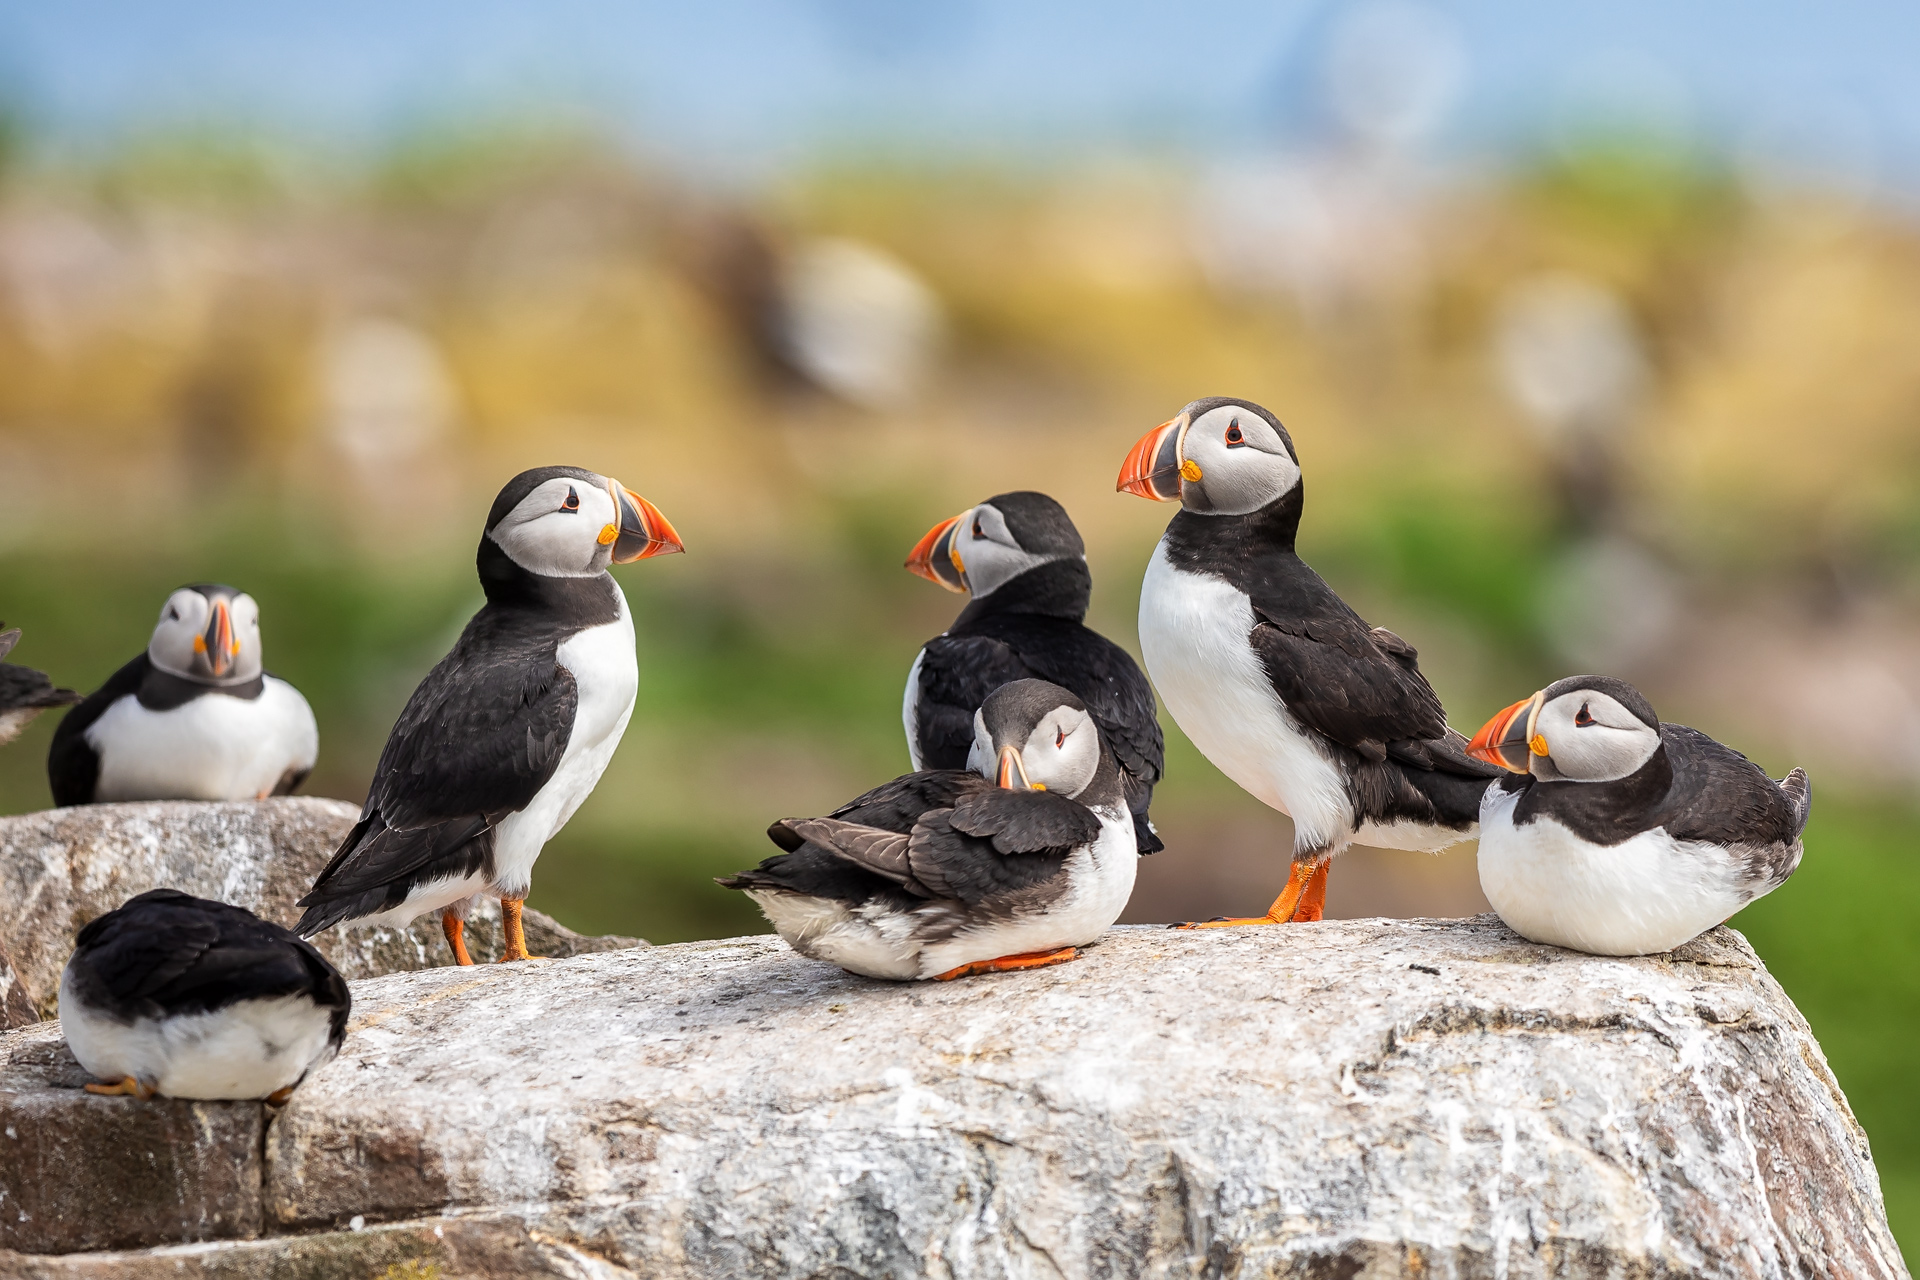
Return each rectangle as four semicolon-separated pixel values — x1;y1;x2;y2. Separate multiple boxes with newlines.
1466;675;1811;956
0;624;82;748
59;889;348;1101
1118;397;1497;922
47;586;318;806
719;679;1138;980
294;466;682;965
903;491;1165;854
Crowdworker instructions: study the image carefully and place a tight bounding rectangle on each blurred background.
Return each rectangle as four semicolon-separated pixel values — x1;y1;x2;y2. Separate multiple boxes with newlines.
0;0;1915;1250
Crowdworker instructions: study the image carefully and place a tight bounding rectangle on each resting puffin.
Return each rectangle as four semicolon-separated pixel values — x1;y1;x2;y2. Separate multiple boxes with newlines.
59;889;349;1102
1466;675;1811;955
294;466;681;966
1117;397;1497;925
47;586;319;806
0;624;81;747
903;490;1164;854
719;679;1137;980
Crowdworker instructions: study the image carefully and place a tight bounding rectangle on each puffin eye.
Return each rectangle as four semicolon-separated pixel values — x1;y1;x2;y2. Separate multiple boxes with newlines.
561;486;580;512
972;519;984;539
1575;703;1595;727
1056;727;1066;749
1225;422;1244;446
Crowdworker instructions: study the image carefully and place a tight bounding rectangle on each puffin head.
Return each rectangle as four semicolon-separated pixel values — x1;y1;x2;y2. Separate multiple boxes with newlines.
966;678;1103;800
148;585;262;685
1467;674;1663;783
1117;397;1301;516
905;491;1085;599
484;465;682;578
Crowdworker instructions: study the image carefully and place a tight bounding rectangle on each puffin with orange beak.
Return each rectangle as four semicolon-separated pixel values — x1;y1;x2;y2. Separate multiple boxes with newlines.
1118;397;1498;926
295;466;682;967
719;679;1137;980
902;491;1164;854
1466;674;1811;955
48;585;318;806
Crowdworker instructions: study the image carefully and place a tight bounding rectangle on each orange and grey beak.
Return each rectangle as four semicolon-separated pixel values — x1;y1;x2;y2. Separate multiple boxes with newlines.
996;744;1039;791
603;481;684;563
194;599;238;679
1116;415;1190;502
1467;691;1547;774
905;510;969;593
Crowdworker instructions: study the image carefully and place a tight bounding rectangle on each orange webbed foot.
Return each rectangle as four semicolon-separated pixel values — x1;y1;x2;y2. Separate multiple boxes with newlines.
1171;859;1329;928
932;946;1079;981
84;1075;157;1099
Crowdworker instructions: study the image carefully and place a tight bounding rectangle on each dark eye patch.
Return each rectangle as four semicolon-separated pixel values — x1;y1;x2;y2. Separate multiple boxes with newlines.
1225;421;1245;446
1575;703;1595;727
561;486;580;512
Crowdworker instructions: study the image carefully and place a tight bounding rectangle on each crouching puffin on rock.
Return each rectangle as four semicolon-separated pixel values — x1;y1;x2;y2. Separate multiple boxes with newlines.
0;624;82;747
1466;675;1812;956
47;586;318;806
1117;397;1498;926
903;490;1165;854
60;889;349;1102
719;679;1137;980
294;466;682;966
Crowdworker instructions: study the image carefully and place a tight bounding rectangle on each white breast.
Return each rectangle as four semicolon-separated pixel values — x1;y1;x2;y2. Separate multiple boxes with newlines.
59;969;338;1100
1477;785;1770;955
87;677;319;803
488;585;638;897
1138;541;1352;854
902;647;927;771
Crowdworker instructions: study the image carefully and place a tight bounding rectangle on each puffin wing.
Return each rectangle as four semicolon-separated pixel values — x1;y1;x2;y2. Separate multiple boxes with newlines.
0;661;82;713
73;890;342;1021
296;638;577;921
1247;594;1449;762
904;789;1100;905
1658;726;1812;858
46;653;151;806
912;634;1039;769
815;769;993;835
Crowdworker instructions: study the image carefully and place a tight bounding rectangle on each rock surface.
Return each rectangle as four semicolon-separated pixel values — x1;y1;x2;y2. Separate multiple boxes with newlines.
0;799;644;1020
0;918;1908;1278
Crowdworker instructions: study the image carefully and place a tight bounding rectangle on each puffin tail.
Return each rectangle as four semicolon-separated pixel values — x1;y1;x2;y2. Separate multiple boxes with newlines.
1779;767;1813;837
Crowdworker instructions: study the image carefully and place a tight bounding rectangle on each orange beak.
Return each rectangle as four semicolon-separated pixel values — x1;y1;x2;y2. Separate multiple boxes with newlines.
1117;416;1188;501
905;510;970;593
996;744;1038;791
604;481;684;562
194;598;237;679
1467;691;1546;774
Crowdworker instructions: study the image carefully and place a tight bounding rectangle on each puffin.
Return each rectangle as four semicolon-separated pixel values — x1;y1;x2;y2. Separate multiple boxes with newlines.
903;490;1165;854
294;466;681;966
0;624;82;747
1117;397;1498;925
59;888;349;1102
47;586;319;806
719;678;1137;980
1466;674;1812;955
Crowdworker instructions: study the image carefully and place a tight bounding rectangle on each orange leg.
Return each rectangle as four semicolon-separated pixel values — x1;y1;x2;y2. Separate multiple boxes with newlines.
933;946;1078;981
1174;857;1330;928
499;897;543;962
442;909;475;967
84;1075;157;1099
265;1085;296;1106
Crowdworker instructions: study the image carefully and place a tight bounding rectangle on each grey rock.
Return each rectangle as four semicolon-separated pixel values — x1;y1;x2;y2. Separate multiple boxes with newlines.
0;918;1908;1277
0;798;645;1020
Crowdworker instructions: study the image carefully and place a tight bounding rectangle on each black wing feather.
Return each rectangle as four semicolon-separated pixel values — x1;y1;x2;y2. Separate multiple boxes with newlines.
295;614;577;934
1249;612;1447;759
913;634;1037;769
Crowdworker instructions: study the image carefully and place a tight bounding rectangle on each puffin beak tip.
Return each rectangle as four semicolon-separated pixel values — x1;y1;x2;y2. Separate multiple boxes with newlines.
905;513;969;593
1117;418;1187;502
995;744;1034;791
1467;693;1544;774
610;483;684;562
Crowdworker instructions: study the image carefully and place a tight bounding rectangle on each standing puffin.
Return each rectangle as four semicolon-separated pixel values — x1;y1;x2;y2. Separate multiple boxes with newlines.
47;586;319;806
60;889;349;1102
1117;397;1497;925
1466;675;1811;955
0;624;82;747
903;490;1164;854
294;466;681;966
719;679;1137;980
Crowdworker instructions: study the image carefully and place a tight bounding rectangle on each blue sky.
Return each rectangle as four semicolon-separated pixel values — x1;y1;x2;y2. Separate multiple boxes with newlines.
2;2;1916;184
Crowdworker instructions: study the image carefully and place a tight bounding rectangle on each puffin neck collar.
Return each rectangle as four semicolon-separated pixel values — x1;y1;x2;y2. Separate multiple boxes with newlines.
953;558;1091;626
